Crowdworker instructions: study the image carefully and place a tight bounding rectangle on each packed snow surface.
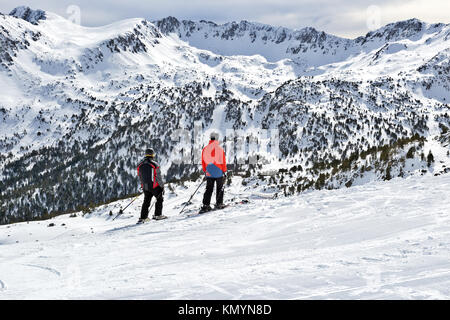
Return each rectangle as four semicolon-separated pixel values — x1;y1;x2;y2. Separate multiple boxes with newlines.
1;174;449;299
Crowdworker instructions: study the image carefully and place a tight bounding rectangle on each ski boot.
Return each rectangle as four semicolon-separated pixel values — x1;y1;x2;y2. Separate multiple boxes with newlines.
152;215;167;220
199;205;212;214
137;217;150;224
215;203;227;210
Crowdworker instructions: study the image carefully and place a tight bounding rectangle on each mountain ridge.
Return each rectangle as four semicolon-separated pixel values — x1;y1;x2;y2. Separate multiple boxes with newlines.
5;6;448;41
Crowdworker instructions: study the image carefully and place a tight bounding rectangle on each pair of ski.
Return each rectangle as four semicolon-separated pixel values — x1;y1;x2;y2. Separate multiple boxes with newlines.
115;199;250;229
184;199;250;218
136;215;168;224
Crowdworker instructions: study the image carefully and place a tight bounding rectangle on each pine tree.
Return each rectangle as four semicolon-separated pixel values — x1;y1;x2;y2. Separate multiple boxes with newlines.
406;146;415;159
385;165;392;181
427;151;435;167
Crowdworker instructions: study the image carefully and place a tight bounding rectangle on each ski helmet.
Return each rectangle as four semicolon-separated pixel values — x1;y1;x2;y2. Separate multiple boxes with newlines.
210;132;219;141
145;148;155;158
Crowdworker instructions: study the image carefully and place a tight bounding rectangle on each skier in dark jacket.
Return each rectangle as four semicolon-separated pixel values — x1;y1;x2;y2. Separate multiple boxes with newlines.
201;132;227;212
137;148;166;223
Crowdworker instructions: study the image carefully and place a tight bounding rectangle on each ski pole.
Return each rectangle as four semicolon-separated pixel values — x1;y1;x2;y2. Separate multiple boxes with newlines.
179;178;206;214
113;193;141;220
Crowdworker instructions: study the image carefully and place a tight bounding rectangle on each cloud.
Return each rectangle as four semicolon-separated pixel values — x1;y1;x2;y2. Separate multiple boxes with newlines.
0;0;448;38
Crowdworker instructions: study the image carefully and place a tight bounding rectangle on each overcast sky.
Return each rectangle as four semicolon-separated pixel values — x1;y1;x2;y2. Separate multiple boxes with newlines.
1;0;449;38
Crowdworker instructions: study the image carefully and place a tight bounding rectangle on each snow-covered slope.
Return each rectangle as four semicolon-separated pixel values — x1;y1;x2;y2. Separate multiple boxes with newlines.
1;173;449;299
0;6;449;224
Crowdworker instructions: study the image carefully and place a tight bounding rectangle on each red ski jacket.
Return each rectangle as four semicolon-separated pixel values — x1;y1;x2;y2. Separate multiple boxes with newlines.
202;140;227;178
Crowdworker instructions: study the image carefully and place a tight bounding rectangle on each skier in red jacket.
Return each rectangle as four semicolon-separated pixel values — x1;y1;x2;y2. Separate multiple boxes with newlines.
137;148;166;223
200;132;227;212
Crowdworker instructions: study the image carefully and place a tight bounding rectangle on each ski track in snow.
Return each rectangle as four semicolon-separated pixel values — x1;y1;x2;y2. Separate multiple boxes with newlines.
21;264;61;277
0;174;450;299
295;268;450;299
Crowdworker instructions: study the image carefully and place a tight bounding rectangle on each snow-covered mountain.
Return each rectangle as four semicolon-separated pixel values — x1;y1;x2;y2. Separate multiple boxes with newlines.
0;6;449;224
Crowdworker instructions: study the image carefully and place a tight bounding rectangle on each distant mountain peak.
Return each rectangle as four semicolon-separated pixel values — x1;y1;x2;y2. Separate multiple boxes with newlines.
154;16;181;34
383;18;424;33
9;6;46;25
357;18;429;43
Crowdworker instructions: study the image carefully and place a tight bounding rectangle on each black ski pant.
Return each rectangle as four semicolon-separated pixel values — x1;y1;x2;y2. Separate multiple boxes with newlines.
202;177;224;207
140;186;163;219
